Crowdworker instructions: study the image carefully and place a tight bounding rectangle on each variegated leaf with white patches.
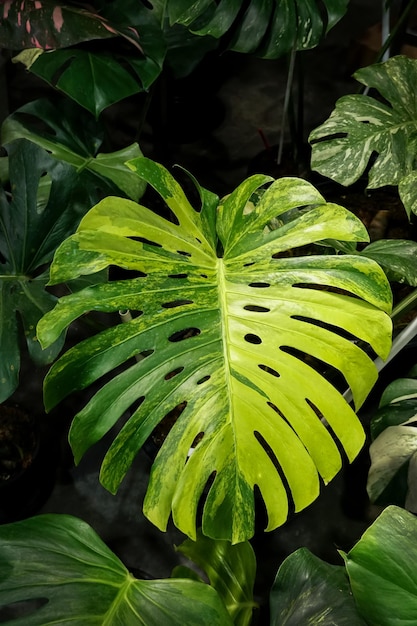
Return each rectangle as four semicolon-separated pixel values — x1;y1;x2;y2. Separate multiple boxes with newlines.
310;56;417;193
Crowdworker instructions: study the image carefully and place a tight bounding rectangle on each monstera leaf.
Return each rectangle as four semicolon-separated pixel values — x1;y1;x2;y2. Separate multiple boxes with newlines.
0;514;233;625
37;158;392;542
167;0;349;58
270;548;366;625
0;139;98;402
367;371;417;510
0;0;143;50
19;6;165;116
343;505;417;625
309;56;417;216
2;98;146;201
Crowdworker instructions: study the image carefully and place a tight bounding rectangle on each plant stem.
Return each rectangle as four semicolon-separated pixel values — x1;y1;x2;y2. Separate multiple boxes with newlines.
277;45;297;165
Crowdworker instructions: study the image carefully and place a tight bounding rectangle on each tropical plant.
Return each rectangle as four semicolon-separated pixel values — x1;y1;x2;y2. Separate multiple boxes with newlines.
0;503;416;624
0;138;106;402
366;362;417;511
309;55;417;220
35;156;392;544
271;504;417;625
0;514;238;625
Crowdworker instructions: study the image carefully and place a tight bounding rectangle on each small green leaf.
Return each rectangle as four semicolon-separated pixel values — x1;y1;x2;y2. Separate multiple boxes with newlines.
176;529;257;626
344;505;417;625
0;514;233;625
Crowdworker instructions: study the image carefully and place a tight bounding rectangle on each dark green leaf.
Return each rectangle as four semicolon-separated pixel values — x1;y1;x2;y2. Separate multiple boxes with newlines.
2;99;146;201
168;0;349;58
270;548;366;625
344;505;417;625
0;513;233;625
0;139;92;400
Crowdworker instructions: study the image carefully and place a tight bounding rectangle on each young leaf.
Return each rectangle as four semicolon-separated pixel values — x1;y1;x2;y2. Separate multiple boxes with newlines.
175;529;257;626
270;548;366;625
37;158;392;543
310;56;417;190
0;514;233;625
344;505;417;625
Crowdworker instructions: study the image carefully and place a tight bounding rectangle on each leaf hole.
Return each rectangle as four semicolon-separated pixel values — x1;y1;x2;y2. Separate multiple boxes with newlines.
164;366;184;380
280;346;348;393
168;328;201;342
190;431;204;449
254;430;295;516
244;305;270;313
244;262;255;267
129;236;162;248
168;273;188;279
161;299;193;309
200;274;208;278
244;333;262;345
249;282;270;288
293;283;359;298
259;364;280;378
177;250;191;257
306;398;347;460
291;315;376;358
197;375;211;385
150;401;188;448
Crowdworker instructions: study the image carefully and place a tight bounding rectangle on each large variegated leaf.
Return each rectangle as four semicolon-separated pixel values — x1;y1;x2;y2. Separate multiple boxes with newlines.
167;0;349;58
37;158;392;543
309;56;417;196
0;514;232;625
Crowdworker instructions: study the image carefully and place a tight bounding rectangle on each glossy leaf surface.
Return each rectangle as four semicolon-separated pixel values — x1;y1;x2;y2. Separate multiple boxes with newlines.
175;529;257;626
270;548;366;625
24;5;165;116
360;239;417;286
2;99;146;201
0;139;90;401
0;513;233;625
367;374;417;509
344;505;417;625
0;0;142;50
168;0;349;58
38;158;392;542
310;56;417;209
